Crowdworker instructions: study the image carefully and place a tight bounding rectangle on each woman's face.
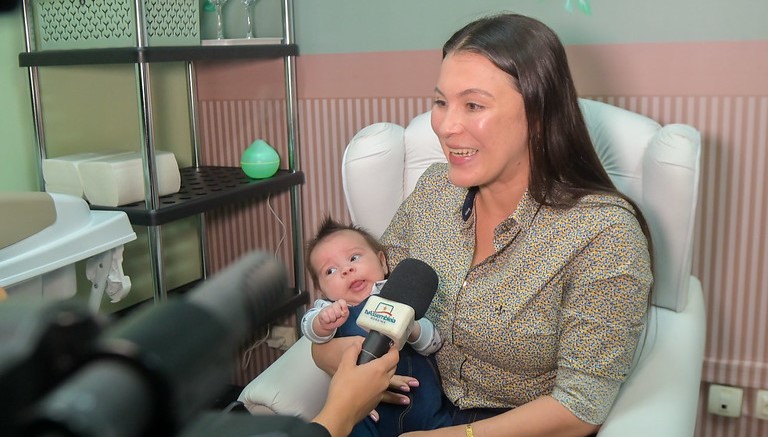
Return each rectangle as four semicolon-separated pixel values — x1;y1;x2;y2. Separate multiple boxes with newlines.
431;51;530;191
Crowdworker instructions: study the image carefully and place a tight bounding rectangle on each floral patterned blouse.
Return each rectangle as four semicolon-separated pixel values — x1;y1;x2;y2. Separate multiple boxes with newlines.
381;163;652;424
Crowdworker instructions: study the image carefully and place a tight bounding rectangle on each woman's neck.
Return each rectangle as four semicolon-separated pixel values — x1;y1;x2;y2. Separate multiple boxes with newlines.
475;182;527;225
471;183;527;266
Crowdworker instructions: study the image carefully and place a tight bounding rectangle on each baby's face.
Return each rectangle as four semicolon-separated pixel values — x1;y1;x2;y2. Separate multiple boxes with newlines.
310;230;387;306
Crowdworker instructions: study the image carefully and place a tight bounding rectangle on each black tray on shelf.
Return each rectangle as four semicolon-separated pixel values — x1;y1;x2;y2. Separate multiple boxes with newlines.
19;44;299;67
91;166;304;226
115;284;309;322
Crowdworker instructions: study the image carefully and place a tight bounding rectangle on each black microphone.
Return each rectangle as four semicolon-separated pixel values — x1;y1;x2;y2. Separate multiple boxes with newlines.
355;258;438;365
23;251;289;437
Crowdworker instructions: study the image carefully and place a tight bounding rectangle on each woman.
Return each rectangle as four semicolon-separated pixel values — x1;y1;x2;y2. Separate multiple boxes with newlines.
314;13;652;437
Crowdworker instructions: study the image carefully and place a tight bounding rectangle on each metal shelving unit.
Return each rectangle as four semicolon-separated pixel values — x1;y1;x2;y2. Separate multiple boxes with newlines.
18;0;307;312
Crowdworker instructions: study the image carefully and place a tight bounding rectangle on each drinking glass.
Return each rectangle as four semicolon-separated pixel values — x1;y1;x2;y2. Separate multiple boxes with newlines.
208;0;229;40
242;0;259;39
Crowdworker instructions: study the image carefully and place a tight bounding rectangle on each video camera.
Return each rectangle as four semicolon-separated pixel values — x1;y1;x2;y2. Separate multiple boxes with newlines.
1;251;315;436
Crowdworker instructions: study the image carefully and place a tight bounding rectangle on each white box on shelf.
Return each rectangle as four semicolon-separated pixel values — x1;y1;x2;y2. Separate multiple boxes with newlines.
78;151;181;207
43;152;126;198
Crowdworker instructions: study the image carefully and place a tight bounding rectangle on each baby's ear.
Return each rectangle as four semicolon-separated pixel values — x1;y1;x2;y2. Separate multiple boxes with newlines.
377;251;388;270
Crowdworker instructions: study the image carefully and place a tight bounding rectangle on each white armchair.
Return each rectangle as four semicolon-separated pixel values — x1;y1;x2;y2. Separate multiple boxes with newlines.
239;99;706;437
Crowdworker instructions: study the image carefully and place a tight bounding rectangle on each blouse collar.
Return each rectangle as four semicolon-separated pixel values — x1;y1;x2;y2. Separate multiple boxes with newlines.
459;186;541;230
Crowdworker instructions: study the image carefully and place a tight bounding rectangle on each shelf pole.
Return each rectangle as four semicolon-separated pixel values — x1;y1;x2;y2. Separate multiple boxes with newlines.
20;0;46;191
282;0;306;323
186;62;202;168
133;0;165;302
186;61;209;280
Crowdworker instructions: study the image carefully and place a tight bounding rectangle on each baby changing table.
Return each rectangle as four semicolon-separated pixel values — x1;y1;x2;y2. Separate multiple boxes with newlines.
0;192;136;304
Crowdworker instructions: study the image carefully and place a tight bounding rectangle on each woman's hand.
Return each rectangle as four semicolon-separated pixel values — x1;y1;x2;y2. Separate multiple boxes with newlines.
363;374;419;421
390;374;419;392
312;336;360;375
381;374;419;406
312;340;399;437
312;337;416;405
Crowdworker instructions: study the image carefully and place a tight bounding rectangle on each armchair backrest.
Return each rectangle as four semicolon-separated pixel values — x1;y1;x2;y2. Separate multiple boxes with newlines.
342;99;701;312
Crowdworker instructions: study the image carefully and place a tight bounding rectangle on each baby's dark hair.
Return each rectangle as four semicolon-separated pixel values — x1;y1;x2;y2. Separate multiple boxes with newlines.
306;216;387;289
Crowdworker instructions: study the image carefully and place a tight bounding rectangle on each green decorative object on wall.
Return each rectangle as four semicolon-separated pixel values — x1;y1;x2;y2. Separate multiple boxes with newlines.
564;0;592;15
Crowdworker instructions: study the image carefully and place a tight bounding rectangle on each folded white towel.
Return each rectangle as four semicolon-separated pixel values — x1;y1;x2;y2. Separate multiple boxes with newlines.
78;151;181;207
42;152;128;198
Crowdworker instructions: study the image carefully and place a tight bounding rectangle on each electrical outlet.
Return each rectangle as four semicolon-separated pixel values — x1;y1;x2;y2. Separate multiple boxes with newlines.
266;326;297;351
707;384;743;418
756;390;768;420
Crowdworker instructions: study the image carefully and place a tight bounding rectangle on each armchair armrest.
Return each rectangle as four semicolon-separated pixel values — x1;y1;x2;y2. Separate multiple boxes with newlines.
598;278;705;437
238;336;330;420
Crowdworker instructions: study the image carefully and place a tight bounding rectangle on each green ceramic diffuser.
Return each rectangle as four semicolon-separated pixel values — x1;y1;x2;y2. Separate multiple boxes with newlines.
241;139;280;179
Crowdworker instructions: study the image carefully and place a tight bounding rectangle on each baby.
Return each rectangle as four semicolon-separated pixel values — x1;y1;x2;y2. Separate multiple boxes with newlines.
301;217;450;436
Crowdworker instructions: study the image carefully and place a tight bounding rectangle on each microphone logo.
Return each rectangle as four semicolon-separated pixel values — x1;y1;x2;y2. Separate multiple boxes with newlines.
363;304;397;324
373;302;394;317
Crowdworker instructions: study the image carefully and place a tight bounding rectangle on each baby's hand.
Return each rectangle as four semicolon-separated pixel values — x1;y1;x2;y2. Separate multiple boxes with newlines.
317;299;350;332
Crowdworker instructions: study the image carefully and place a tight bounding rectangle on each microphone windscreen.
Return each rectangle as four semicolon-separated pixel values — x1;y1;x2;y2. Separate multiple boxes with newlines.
379;258;438;319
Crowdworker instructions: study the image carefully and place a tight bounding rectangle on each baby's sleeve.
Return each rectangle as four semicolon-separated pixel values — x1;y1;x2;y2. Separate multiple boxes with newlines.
408;318;442;355
301;299;336;344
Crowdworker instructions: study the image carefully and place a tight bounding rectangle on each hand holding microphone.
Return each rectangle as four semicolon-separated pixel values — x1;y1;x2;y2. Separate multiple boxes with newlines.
313;338;399;437
355;258;438;365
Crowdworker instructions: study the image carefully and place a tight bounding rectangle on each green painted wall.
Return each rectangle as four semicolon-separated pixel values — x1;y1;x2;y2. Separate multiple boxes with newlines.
294;0;768;54
1;10;36;192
